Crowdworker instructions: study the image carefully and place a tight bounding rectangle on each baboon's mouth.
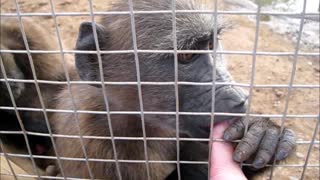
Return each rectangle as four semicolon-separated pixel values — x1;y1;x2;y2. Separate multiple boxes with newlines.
226;116;242;124
202;116;242;133
34;144;47;155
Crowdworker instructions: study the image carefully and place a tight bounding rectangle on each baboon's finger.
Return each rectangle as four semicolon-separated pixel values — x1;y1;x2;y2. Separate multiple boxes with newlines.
276;128;296;160
253;127;280;169
223;119;246;141
233;122;267;162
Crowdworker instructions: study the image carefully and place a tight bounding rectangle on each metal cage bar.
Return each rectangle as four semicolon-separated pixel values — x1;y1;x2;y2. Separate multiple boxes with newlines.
1;10;319;16
0;49;41;180
0;0;319;179
208;0;219;177
127;0;151;179
0;49;319;57
171;0;182;179
0;140;18;180
300;116;320;179
86;0;124;179
0;106;319;118
268;0;308;178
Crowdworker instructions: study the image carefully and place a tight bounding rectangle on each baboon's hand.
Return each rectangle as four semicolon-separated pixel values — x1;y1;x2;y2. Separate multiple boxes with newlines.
223;117;295;169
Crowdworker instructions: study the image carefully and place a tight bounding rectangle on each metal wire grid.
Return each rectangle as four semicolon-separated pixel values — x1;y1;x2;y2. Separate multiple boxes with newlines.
0;0;319;179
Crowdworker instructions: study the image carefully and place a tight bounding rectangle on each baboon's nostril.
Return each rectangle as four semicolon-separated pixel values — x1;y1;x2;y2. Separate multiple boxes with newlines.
241;96;248;105
234;100;244;108
233;97;248;110
229;86;249;108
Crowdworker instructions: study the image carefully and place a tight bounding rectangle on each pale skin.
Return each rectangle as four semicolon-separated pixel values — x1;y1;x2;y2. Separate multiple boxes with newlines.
210;121;247;180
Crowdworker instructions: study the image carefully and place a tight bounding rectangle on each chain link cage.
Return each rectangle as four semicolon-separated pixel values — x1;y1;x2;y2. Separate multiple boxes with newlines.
0;0;319;179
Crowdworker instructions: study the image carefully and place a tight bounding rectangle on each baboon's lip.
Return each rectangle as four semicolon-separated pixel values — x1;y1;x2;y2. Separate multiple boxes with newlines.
228;116;242;123
204;116;241;132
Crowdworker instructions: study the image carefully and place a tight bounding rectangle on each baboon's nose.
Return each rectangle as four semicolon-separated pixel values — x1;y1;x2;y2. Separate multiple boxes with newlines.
226;86;248;112
233;96;248;108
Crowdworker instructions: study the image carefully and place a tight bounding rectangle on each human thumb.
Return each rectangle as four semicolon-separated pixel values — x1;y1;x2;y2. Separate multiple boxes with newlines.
210;121;247;180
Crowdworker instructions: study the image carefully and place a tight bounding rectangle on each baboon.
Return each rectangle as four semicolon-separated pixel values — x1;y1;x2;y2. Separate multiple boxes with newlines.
45;0;295;179
0;17;75;167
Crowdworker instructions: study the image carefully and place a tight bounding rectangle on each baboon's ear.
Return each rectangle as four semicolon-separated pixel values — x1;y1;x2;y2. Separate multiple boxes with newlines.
75;22;107;83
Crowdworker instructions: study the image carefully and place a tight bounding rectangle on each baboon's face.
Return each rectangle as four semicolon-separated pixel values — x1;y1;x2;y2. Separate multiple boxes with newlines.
75;0;248;133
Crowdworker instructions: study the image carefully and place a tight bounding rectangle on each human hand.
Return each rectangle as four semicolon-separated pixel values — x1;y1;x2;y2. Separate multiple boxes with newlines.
210;121;247;180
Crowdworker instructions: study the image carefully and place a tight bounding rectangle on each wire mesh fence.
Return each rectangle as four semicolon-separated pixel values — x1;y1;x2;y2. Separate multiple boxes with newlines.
0;0;319;179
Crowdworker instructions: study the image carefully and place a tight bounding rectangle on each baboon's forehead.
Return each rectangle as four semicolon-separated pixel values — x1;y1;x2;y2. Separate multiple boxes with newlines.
106;0;217;50
111;0;214;25
111;0;197;11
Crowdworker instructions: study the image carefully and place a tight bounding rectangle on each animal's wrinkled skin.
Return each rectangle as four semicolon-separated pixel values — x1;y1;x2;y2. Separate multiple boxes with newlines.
224;117;295;170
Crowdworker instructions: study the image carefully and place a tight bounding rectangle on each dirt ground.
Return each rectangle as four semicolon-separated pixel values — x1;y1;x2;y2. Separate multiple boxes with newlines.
0;0;319;179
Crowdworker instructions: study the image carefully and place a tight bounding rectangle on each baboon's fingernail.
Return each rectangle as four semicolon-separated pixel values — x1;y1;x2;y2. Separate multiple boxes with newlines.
223;133;232;141
276;150;288;160
253;158;265;169
233;151;244;162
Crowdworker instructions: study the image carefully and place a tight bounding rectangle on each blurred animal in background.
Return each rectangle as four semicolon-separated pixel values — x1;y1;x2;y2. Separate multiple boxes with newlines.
0;17;75;167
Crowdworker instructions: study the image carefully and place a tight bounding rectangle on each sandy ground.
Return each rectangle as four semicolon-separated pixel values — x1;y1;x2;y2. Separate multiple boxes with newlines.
0;0;319;179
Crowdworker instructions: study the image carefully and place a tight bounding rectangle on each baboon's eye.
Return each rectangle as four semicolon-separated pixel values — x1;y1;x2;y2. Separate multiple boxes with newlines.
209;41;214;50
178;54;196;64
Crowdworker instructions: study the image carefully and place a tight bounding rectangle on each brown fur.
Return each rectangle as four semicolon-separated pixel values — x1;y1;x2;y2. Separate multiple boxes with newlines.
0;17;76;169
46;0;216;178
0;18;72;80
51;85;177;179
